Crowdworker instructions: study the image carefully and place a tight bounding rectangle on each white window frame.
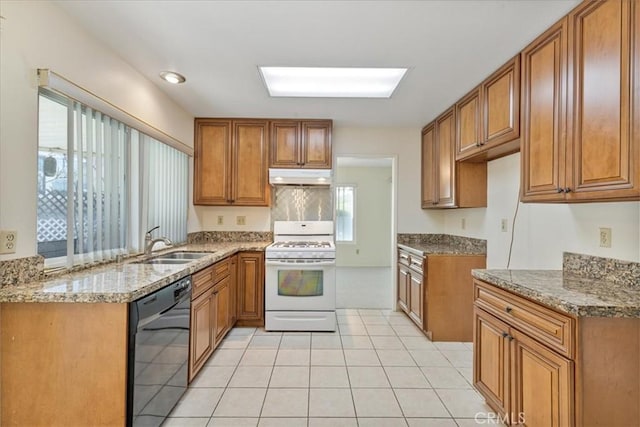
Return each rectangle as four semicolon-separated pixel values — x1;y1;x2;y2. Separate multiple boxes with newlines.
335;184;356;244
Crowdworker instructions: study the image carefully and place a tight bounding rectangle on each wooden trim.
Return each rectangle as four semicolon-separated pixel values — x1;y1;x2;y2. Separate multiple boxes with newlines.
1;303;128;426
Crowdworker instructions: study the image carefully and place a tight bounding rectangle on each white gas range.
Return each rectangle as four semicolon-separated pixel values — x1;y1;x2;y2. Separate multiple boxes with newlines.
265;221;336;331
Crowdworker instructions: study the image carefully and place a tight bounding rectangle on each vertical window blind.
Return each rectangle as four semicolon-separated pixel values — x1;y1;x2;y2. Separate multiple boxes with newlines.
37;89;188;268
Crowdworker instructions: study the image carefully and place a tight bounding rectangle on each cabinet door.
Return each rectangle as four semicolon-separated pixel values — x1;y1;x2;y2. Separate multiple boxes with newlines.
455;87;483;160
232;120;270;206
301;120;332;168
482;55;520;147
229;255;238;325
397;263;410;313
270;120;301;168
194;120;232;205
237;252;265;325
521;18;568;202
435;108;456;207
474;307;510;418
189;289;216;382
567;0;639;201
510;328;573;427
421;123;437;208
409;271;423;328
214;276;230;346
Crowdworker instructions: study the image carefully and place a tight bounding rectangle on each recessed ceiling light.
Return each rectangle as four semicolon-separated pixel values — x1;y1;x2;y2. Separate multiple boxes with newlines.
259;66;408;98
159;71;186;84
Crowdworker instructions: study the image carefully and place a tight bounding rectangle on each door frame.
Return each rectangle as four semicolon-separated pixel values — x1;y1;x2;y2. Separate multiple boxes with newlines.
334;154;398;310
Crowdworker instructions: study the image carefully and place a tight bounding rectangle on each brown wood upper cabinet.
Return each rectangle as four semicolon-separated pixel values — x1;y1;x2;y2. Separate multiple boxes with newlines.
522;0;639;202
422;108;487;209
269;119;332;169
455;56;521;162
194;119;270;206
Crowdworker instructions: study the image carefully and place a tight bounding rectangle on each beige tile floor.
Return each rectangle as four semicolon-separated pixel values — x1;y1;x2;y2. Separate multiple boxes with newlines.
166;309;500;426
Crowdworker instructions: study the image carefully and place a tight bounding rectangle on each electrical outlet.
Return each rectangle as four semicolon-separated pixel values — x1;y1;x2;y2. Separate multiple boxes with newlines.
461;218;466;230
599;227;612;248
217;215;224;225
236;216;246;226
0;230;17;254
501;218;508;233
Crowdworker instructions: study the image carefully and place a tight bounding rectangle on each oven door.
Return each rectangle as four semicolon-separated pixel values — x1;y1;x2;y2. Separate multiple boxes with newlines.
265;259;335;311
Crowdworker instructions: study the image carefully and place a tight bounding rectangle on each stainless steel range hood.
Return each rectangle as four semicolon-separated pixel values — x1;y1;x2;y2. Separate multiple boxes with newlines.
269;168;332;186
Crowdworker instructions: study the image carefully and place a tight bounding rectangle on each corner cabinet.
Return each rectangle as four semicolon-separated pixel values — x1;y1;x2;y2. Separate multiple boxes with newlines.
522;0;639;202
455;55;521;162
236;251;265;326
194;119;270;206
269;119;332;169
422;109;487;209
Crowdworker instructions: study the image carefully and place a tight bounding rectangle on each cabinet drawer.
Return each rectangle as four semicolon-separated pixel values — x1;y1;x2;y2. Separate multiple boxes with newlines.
398;249;424;274
212;258;231;283
473;279;575;358
192;266;214;299
398;249;411;267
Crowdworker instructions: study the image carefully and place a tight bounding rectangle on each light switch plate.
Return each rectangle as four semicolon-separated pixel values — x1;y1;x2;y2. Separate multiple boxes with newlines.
0;230;17;254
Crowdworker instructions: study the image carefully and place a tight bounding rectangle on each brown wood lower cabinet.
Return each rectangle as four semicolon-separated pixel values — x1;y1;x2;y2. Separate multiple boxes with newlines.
236;251;265;326
189;287;217;382
474;278;640;426
189;251;265;380
189;256;235;381
397;248;486;341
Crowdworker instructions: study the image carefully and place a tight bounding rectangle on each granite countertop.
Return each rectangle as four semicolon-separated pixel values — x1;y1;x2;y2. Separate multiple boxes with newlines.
472;269;640;318
0;242;270;304
398;242;486;256
397;233;487;256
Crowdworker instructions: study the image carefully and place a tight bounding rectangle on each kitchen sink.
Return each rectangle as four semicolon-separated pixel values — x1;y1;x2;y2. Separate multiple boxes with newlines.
136;258;193;265
159;252;210;260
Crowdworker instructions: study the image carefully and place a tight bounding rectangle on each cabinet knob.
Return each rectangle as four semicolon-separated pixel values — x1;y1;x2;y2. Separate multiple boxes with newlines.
564;187;572;193
557;188;565;193
508;335;514;341
505;306;512;313
476;142;481;147
502;332;508;338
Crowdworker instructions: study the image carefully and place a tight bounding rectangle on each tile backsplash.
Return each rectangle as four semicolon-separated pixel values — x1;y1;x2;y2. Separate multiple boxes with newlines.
271;186;333;223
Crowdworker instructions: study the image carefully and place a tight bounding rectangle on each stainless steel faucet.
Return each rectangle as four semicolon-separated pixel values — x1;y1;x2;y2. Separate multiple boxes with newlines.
144;226;172;255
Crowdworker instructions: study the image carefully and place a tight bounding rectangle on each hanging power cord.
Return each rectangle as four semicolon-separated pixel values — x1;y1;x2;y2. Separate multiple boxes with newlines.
506;185;521;269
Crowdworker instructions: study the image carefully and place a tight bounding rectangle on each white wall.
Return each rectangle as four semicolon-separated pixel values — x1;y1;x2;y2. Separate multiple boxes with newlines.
333;127;444;233
444;153;640;268
336;166;392;267
0;1;194;260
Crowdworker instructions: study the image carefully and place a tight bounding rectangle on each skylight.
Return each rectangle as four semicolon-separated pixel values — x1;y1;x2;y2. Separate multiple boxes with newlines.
259;66;408;98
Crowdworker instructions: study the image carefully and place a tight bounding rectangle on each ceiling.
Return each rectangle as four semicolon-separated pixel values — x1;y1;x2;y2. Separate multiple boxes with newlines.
55;0;581;128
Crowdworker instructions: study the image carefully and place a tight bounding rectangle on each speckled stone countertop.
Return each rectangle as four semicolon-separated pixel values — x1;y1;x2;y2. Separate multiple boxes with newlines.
472;269;640;318
0;242;270;304
398;234;487;256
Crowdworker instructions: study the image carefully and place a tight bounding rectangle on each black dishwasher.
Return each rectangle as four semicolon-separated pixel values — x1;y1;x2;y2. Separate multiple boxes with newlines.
126;276;192;427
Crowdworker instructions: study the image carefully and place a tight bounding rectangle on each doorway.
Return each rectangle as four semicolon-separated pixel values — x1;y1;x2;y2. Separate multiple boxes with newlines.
334;156;396;309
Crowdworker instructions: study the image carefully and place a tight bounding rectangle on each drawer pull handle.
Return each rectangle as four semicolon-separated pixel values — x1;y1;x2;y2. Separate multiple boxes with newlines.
505;306;513;313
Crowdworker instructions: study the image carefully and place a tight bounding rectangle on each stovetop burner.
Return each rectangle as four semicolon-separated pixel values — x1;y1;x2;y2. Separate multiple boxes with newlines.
271;241;334;249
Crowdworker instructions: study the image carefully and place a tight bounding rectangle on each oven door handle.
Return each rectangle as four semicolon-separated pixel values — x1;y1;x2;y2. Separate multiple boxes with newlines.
266;260;336;267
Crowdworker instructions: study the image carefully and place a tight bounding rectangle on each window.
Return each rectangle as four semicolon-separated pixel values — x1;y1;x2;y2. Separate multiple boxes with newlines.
335;185;355;242
37;89;187;268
